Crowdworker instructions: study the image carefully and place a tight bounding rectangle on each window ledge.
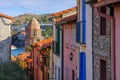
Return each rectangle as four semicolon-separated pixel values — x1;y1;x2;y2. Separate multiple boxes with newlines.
71;44;76;50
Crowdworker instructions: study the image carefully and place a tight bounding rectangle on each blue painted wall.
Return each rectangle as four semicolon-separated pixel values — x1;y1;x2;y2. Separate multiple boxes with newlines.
80;52;86;80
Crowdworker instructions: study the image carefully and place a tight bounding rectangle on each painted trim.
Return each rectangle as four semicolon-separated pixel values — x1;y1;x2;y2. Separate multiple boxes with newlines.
80;52;86;80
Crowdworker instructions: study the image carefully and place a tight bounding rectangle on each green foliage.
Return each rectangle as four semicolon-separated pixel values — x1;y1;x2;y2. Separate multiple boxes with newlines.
0;62;25;80
42;26;53;38
26;46;33;51
14;13;53;25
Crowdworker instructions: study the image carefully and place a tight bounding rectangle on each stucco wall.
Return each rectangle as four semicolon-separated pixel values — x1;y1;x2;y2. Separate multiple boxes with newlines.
53;54;61;80
86;4;92;80
0;17;12;62
93;8;111;80
114;5;120;80
63;22;77;80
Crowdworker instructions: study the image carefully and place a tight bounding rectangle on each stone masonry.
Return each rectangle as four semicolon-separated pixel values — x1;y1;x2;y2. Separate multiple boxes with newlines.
93;8;111;80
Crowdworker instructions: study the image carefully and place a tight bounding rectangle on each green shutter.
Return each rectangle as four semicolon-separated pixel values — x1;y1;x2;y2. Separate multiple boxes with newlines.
56;26;60;56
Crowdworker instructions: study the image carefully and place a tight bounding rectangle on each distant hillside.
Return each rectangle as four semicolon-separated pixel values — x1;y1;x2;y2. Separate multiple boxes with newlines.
13;13;53;26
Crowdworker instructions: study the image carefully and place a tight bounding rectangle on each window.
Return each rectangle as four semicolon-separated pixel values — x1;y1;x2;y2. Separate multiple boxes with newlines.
32;31;36;36
100;59;107;80
55;65;57;80
72;70;75;80
58;67;60;80
66;25;69;43
76;22;80;43
56;25;60;55
100;6;106;35
72;25;76;47
66;67;69;80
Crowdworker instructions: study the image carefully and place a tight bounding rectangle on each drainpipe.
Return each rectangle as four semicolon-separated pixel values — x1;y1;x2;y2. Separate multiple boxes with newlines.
58;25;64;80
92;5;94;80
94;6;115;80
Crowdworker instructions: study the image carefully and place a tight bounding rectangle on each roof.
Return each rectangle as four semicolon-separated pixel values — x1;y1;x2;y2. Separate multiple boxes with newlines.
53;7;77;17
17;52;30;61
58;14;76;23
27;17;40;30
20;31;26;35
0;13;14;22
32;37;53;47
94;0;120;7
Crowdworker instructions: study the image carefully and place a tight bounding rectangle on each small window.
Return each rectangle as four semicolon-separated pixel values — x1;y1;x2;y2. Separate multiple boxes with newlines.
72;70;75;80
100;59;107;80
66;25;69;43
100;6;106;35
32;32;36;36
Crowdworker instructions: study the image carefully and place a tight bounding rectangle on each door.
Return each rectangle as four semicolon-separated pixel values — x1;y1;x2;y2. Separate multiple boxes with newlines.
80;52;86;80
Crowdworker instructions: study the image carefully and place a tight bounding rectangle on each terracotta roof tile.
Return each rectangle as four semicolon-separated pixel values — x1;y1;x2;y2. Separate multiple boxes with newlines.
0;13;14;22
53;6;77;17
20;31;26;35
32;37;53;47
58;14;76;23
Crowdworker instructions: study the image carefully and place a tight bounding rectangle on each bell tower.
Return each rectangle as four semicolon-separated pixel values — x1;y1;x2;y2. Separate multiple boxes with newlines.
25;17;41;48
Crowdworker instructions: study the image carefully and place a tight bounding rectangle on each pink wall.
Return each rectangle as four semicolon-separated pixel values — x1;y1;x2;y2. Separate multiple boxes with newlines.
114;5;120;80
63;22;77;80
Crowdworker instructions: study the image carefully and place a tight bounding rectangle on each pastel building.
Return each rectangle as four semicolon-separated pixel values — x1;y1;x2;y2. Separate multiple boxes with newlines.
0;14;14;62
76;0;92;80
29;38;53;80
53;7;77;80
94;0;120;80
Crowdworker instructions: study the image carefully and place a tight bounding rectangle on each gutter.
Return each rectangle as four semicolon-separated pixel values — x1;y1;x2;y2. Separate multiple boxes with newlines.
94;6;115;80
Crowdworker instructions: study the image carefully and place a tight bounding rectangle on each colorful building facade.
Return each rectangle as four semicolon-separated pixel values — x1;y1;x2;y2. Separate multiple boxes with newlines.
53;7;77;80
77;0;93;80
94;0;120;80
28;38;53;80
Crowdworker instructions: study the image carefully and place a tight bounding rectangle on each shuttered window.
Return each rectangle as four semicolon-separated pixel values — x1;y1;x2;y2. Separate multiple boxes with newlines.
76;22;80;43
100;6;106;35
72;70;75;80
100;59;107;80
56;25;60;56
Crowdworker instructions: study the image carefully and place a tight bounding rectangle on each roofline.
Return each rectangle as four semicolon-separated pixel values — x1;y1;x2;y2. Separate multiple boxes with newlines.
94;0;120;7
53;6;77;17
0;13;14;22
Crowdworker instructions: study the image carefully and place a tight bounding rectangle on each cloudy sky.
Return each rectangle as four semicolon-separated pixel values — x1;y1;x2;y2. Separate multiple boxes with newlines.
0;0;76;16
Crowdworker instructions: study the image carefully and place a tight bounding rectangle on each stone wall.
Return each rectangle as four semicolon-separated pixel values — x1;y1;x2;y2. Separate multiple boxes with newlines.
93;8;111;80
0;17;12;62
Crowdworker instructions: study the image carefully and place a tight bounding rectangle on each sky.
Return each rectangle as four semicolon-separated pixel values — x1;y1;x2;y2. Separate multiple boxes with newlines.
0;0;76;17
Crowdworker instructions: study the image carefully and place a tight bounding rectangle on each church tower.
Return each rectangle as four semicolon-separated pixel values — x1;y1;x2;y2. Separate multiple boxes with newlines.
25;17;41;48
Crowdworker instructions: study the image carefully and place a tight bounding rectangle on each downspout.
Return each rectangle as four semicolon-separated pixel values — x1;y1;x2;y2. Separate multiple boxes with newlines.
57;24;64;80
94;6;115;80
61;27;64;80
91;5;94;80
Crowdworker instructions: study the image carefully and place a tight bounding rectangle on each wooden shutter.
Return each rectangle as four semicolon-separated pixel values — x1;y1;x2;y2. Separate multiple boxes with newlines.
100;59;107;80
100;6;106;35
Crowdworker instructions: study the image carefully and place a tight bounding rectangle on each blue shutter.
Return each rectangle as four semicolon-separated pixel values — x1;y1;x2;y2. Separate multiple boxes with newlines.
76;22;81;43
82;0;86;44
